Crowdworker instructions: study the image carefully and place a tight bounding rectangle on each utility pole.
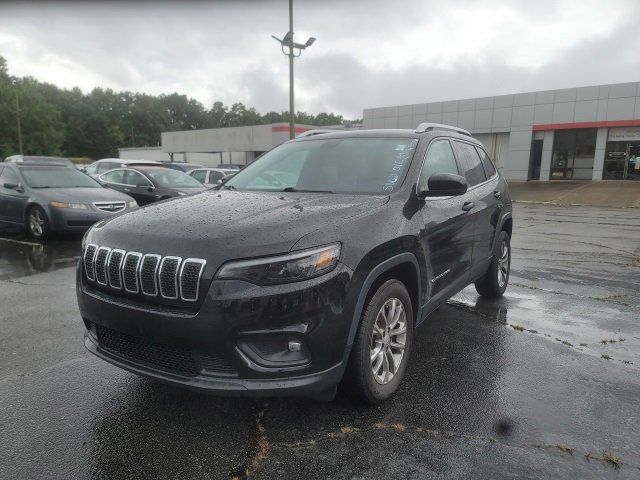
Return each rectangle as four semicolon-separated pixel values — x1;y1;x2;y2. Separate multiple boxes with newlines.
272;0;316;139
15;88;23;155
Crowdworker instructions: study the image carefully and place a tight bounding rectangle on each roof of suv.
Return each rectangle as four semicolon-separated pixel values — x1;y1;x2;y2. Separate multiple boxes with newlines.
96;158;162;165
291;123;475;142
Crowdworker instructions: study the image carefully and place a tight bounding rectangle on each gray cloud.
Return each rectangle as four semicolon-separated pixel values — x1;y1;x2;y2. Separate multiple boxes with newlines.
1;0;639;119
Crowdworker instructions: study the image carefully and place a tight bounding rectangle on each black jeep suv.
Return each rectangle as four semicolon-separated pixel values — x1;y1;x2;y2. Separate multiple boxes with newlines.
77;123;513;403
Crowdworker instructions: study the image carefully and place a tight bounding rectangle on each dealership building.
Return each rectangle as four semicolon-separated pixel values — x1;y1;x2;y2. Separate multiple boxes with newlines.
363;81;640;181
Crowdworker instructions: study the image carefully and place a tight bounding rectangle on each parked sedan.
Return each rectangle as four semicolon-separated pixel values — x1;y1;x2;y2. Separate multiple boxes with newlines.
188;167;237;188
83;158;162;179
98;166;205;205
0;162;137;239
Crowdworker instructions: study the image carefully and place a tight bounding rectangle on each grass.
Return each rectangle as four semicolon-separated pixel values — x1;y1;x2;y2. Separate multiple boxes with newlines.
601;354;612;360
602;452;621;469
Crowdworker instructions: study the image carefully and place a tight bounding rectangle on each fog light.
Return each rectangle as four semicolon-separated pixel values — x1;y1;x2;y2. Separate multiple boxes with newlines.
288;340;302;352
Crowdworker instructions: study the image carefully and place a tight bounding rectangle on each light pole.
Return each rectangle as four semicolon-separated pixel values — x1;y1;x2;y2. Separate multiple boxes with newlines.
272;0;315;139
14;82;23;154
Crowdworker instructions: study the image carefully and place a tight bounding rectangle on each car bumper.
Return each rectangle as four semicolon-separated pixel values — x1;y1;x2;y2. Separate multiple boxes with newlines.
49;207;129;232
77;261;356;399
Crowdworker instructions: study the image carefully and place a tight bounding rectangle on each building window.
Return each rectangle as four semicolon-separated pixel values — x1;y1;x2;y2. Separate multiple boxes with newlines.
550;129;596;180
604;127;640;180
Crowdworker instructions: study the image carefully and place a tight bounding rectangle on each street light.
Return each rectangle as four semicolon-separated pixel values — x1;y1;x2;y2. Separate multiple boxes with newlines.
272;0;316;139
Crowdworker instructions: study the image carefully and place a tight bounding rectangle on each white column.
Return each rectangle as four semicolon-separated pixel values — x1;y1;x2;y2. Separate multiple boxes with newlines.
539;131;554;181
592;128;608;181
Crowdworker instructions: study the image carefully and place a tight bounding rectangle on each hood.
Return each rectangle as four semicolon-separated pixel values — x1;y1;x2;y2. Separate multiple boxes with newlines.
36;187;134;204
87;189;388;270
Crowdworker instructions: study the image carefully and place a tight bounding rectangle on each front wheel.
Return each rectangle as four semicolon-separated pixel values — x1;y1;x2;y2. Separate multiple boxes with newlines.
343;279;414;403
26;205;51;240
475;230;511;298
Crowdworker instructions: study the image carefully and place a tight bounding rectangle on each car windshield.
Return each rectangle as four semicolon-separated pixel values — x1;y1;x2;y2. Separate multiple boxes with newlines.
20;166;102;188
225;137;418;194
142;168;203;188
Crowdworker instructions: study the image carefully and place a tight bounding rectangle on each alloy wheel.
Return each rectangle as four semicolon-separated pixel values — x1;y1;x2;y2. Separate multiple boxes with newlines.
29;210;44;237
370;297;407;385
497;241;509;288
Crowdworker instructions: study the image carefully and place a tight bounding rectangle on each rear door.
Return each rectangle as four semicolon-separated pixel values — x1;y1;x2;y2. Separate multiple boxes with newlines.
451;140;496;275
418;138;475;298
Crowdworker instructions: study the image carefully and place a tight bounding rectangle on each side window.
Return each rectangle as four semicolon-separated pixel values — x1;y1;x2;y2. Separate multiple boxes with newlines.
418;139;459;192
0;165;4;179
125;170;151;187
85;164;97;175
453;141;487;187
190;170;207;183
101;169;125;184
208;171;225;183
475;146;496;178
2;167;19;184
97;162;112;174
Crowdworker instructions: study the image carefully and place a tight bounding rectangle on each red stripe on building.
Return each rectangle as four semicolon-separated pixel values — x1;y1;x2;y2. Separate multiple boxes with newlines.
271;126;309;133
532;120;640;131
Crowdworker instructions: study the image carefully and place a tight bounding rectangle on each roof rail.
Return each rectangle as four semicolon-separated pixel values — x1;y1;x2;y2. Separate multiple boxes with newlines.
415;122;471;136
295;129;336;138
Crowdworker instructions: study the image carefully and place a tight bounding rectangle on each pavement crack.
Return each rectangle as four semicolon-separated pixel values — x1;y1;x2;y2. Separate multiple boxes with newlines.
272;423;637;470
229;402;271;480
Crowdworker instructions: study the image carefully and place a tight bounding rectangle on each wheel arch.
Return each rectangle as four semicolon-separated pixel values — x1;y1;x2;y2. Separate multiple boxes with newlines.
345;253;421;351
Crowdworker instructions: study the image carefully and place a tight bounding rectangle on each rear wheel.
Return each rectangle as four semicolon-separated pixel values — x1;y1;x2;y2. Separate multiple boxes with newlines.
344;279;414;403
26;206;51;240
475;230;510;298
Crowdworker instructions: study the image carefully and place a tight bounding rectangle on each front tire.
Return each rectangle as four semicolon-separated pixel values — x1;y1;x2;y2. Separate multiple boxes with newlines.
475;230;510;298
26;205;51;240
344;279;414;403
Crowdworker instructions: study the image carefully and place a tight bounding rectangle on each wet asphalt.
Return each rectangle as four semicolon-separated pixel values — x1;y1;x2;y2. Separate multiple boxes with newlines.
1;203;639;479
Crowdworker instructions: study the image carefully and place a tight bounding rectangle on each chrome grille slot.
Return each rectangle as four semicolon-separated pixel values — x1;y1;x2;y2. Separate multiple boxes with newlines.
84;244;97;281
93;201;126;213
140;254;161;296
159;256;181;299
180;259;206;302
83;246;205;303
94;247;111;286
107;249;125;289
123;252;142;293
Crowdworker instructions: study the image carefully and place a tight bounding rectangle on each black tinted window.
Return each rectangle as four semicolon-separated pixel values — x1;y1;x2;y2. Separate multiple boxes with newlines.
476;147;496;178
453;141;487;186
419;139;459;192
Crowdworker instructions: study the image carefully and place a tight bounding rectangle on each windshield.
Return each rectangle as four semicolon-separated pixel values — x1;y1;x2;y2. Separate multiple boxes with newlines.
225;137;418;194
20;166;102;188
144;168;203;188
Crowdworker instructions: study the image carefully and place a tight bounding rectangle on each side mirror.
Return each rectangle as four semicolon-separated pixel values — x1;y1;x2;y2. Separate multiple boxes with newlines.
4;182;18;189
418;173;468;197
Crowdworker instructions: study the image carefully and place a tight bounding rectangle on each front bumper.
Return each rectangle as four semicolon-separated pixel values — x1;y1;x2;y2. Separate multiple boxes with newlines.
49;207;130;232
77;261;355;399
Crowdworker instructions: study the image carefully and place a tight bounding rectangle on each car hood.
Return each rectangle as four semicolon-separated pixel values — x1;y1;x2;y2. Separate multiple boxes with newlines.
86;190;388;269
35;187;133;204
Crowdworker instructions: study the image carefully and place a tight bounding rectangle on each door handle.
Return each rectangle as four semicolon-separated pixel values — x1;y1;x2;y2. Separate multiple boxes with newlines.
462;201;474;212
494;190;501;199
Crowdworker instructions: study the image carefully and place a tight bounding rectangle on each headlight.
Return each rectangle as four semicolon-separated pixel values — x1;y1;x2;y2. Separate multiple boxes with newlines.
50;201;88;210
216;243;341;285
127;200;138;208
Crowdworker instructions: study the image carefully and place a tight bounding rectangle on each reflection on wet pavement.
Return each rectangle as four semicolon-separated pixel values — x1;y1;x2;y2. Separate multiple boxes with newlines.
0;232;81;280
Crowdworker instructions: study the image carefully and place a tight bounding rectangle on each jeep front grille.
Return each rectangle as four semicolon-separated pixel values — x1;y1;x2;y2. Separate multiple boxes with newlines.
83;244;206;302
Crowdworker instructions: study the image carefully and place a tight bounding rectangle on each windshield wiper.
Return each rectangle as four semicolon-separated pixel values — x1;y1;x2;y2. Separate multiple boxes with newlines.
281;187;334;193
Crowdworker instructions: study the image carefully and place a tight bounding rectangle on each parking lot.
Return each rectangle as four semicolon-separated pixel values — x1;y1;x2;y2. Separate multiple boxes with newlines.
1;202;639;479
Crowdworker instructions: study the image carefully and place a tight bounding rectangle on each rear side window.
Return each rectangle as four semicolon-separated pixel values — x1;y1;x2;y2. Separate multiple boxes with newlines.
475;147;496;178
101;169;125;184
418;139;459;192
453;141;487;187
190;170;207;183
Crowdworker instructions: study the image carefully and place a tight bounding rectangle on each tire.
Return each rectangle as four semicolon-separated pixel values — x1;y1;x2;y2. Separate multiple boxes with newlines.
344;279;414;403
475;230;511;298
26;205;51;240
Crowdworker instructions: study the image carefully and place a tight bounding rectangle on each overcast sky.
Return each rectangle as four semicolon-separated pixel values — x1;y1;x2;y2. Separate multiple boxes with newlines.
1;0;639;119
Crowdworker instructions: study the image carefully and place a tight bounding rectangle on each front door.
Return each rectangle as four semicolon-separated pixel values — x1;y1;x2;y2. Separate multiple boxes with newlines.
123;170;158;205
417;138;474;299
0;166;27;224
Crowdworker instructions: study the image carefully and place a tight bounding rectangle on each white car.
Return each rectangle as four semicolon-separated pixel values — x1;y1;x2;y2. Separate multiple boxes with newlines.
83;158;162;179
188;167;237;188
